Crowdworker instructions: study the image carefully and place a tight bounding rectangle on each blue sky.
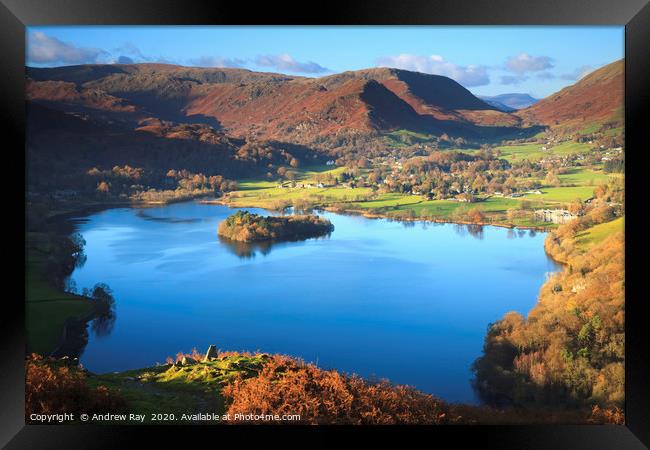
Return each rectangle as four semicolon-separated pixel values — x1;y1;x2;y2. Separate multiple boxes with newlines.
26;26;623;98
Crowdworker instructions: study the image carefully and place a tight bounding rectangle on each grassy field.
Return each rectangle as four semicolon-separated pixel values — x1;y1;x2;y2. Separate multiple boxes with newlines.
521;167;618;203
228;165;376;209
85;353;270;421
384;130;439;147
208;139;621;229
557;167;611;186
492;141;593;162
224;162;614;228
228;168;528;220
523;186;596;203
26;233;94;355
575;216;624;250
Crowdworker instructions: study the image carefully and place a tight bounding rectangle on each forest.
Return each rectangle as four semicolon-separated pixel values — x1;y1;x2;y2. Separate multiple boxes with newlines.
26;103;320;206
473;200;624;409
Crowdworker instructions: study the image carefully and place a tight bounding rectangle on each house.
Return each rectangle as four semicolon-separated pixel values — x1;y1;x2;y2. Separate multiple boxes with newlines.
534;209;578;224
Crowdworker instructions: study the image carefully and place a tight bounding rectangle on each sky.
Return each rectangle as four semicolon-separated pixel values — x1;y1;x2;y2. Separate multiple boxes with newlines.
26;26;623;98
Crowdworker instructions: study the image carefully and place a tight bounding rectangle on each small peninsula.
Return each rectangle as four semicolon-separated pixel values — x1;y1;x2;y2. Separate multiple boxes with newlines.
217;210;334;243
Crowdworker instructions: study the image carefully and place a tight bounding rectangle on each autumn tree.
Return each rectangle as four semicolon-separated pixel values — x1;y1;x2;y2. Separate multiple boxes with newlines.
468;207;486;224
96;181;110;196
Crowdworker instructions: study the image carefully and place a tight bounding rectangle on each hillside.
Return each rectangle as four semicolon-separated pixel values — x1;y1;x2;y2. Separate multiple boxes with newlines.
27;63;530;146
26;102;321;198
26;61;623;200
516;60;623;135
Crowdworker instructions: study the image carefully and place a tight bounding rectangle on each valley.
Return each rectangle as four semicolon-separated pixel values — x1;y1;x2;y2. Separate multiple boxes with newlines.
25;50;626;425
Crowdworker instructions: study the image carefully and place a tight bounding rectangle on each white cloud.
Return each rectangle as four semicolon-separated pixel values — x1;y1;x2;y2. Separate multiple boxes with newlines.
375;54;489;87
27;31;109;65
254;54;329;74
188;56;247;68
505;53;554;73
561;65;594;81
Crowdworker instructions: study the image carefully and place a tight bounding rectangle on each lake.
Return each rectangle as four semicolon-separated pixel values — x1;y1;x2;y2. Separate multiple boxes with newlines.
68;201;559;404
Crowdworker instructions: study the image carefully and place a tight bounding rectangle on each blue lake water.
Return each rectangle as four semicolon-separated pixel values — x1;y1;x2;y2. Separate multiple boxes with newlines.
69;201;559;404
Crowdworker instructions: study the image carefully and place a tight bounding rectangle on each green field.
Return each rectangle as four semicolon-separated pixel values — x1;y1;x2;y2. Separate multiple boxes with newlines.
26;234;94;355
522;167;618;203
557;167;612;186
85;352;270;421
575;217;624;250
225;164;572;227
223;145;620;229
384;130;438;147
229;165;375;209
229;167;530;221
493;141;593;162
523;186;596;203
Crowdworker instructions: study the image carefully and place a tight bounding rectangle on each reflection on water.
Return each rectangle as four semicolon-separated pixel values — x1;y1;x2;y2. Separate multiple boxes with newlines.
91;312;116;338
218;236;275;258
68;201;559;404
54;282;119;359
136;209;203;224
454;224;484;240
218;233;333;258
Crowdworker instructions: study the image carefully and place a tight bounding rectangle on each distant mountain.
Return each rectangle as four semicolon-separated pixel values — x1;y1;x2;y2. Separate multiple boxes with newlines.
479;99;516;112
478;94;539;111
516;60;623;134
27;63;531;147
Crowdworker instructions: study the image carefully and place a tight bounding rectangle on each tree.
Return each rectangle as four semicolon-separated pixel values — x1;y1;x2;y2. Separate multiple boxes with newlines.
544;171;561;187
568;199;585;216
97;181;110;196
468;207;485;224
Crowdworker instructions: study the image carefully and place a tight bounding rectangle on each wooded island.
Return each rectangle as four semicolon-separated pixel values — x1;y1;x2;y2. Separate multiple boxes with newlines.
217;210;334;243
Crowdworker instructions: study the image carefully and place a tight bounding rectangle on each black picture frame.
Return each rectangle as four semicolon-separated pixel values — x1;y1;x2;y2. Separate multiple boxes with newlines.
3;0;648;447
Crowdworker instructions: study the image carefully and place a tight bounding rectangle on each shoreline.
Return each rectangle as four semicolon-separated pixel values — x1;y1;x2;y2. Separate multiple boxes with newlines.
199;197;552;232
35;196;556;366
46;196;552;233
28;196;595;415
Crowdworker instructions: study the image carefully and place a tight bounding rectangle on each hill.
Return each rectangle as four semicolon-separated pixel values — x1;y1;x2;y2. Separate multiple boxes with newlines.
27;63;531;147
516;60;623;135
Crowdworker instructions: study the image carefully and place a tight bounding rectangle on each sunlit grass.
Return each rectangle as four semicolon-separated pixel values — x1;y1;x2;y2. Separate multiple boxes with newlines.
575;217;624;250
26;248;93;355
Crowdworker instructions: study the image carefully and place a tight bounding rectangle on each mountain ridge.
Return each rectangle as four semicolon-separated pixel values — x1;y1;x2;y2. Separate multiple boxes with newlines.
27;63;528;145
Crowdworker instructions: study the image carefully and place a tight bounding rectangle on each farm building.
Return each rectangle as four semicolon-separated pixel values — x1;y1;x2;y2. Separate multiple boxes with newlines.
534;209;579;224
